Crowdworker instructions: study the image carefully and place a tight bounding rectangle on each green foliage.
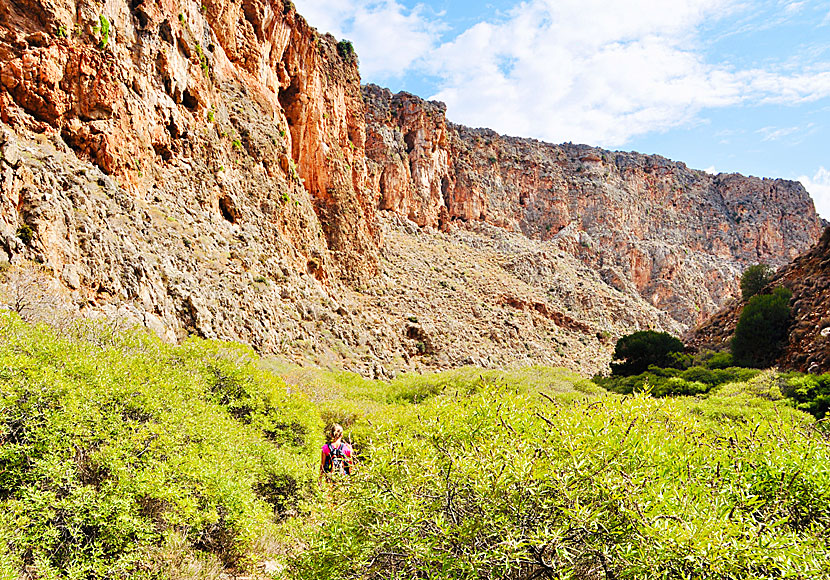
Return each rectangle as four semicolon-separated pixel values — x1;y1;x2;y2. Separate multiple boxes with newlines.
596;365;760;397
291;383;829;579
195;42;210;77
782;372;830;419
4;314;828;579
610;330;685;376
0;314;321;577
98;15;110;49
706;351;734;369
740;263;774;301
732;286;792;368
15;224;33;245
336;39;356;62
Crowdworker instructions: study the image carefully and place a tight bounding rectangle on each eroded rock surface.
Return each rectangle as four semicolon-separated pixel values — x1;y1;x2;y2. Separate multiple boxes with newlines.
363;85;824;327
0;0;824;376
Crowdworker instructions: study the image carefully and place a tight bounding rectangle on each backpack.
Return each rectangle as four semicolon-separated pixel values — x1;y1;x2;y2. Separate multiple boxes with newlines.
324;443;350;475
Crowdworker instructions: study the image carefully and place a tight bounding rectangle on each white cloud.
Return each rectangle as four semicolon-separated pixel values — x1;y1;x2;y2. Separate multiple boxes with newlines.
704;166;717;174
292;0;441;80
425;0;750;145
785;1;805;13
799;167;830;220
756;125;800;141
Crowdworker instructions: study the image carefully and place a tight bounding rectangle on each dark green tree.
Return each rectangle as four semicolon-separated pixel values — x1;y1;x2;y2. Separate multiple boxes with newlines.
610;331;685;376
731;286;792;368
740;263;774;301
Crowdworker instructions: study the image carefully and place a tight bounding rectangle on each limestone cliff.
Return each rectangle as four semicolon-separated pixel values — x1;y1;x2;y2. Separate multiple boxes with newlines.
0;0;824;376
363;85;824;326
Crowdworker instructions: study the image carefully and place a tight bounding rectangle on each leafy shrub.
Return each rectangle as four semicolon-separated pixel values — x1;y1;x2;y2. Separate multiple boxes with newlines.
15;225;33;245
0;313;321;577
98;14;110;49
731;286;792;368
596;365;761;397
291;385;830;580
336;39;356;62
740;263;774;301
610;330;685;376
705;351;734;369
782;372;830;419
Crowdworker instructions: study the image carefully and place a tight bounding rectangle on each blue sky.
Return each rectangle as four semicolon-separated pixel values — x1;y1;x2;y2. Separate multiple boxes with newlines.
293;0;830;219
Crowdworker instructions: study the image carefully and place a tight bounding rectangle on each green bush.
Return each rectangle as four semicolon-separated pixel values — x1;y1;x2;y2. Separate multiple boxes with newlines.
336;39;356;62
15;225;33;245
740;263;774;301
705;351;734;369
291;385;830;580
782;373;830;419
610;330;685;376
731;286;792;368
596;365;761;397
0;313;321;577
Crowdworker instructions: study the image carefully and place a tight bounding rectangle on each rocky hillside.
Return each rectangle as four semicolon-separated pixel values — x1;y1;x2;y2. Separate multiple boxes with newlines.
0;0;824;376
686;226;830;374
363;85;824;326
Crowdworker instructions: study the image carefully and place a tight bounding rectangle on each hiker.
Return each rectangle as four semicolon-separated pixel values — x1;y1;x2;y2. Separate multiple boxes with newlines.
319;423;353;482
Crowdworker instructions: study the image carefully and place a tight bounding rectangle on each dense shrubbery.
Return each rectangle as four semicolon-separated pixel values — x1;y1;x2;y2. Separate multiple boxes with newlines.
3;314;829;579
740;263;774;300
291;377;830;580
0;313;321;578
782;372;830;419
596;364;761;397
732;287;792;368
609;330;685;376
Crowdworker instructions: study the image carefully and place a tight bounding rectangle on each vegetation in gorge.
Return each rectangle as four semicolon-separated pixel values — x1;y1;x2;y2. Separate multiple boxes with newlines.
0;313;321;578
1;315;829;579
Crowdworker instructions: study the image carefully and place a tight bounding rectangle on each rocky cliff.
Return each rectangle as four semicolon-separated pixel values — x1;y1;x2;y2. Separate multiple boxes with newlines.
0;0;824;376
363;85;824;326
686;226;830;373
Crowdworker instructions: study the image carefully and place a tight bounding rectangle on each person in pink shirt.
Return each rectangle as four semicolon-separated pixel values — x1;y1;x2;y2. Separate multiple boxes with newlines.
319;423;353;482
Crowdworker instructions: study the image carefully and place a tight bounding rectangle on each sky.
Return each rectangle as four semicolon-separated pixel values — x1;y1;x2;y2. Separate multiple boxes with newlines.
292;0;830;219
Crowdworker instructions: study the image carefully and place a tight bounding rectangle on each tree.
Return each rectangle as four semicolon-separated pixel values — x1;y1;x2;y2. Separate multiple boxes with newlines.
740;263;774;301
610;330;685;376
731;286;792;368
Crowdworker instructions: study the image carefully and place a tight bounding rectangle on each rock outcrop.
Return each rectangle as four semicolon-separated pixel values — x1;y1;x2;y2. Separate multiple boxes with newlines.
0;0;824;376
363;85;824;326
686;227;830;373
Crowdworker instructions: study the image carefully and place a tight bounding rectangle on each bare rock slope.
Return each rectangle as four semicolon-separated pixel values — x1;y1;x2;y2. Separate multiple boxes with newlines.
363;85;824;327
0;0;824;375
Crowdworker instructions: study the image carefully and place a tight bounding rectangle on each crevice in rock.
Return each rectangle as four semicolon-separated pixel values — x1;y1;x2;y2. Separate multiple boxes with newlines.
182;89;198;111
219;195;238;223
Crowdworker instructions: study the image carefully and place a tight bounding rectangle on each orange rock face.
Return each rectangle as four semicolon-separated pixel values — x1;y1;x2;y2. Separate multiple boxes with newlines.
0;0;824;376
362;85;825;325
0;0;378;282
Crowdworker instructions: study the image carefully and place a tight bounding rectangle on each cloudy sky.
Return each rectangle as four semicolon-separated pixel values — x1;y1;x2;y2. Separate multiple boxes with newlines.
293;0;830;218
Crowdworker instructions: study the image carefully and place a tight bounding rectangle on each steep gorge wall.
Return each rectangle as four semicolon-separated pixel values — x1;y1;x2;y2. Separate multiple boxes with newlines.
0;0;378;284
363;85;824;326
686;226;830;374
0;0;824;376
